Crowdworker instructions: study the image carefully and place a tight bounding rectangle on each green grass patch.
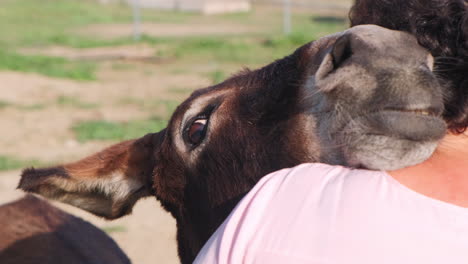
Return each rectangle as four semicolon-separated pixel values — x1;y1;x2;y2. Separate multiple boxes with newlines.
0;101;12;109
263;31;314;49
168;86;194;95
0;155;42;171
0;0;130;47
166;36;281;65
160;12;347;65
0;0;194;48
209;70;226;85
46;34;137;49
0;50;96;81
116;98;179;115
160;100;179;114
102;225;127;234
17;104;46;111
141;99;179;114
56;95;98;109
73;117;167;142
171;37;266;64
0;0;348;79
45;34;169;49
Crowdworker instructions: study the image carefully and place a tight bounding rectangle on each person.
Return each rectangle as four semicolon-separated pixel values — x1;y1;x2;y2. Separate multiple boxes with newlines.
194;131;468;263
194;1;468;261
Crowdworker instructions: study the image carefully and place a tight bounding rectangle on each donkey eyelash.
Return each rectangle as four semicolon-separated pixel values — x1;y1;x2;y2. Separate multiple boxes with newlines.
184;105;216;131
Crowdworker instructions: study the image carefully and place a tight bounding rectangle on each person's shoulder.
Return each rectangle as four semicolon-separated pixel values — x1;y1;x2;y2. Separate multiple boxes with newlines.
194;164;387;263
249;163;386;211
194;164;386;263
258;162;373;192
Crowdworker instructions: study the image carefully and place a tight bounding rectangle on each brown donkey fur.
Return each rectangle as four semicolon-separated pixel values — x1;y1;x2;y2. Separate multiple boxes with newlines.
19;25;447;263
0;195;130;264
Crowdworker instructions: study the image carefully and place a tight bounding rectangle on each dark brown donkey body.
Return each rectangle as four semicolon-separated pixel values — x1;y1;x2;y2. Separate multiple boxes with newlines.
19;25;447;263
0;195;130;264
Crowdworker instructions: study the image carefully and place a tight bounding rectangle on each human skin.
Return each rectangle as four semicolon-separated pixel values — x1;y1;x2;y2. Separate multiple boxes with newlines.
388;131;468;207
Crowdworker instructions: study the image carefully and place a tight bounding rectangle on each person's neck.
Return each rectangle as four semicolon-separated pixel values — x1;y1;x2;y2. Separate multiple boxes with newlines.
388;131;468;207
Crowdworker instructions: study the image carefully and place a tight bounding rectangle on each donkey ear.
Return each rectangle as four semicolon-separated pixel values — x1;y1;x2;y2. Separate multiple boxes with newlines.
18;130;165;219
316;34;353;81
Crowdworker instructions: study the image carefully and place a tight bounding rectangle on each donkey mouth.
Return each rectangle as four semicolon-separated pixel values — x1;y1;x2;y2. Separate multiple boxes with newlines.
339;109;446;170
383;107;438;116
364;110;446;141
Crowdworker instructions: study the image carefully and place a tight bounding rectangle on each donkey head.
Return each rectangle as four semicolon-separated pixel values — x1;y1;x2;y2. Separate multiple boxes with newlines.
18;25;446;263
310;26;446;169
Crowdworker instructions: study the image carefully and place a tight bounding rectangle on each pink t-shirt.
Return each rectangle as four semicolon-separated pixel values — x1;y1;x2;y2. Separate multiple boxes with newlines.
194;163;468;264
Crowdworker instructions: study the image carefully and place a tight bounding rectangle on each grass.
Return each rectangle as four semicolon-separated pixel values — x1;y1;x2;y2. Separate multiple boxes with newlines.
102;225;127;234
56;95;98;109
167;18;347;65
44;33;171;49
0;101;11;109
160;100;179;114
173;38;253;61
0;101;48;111
168;86;194;95
0;155;42;171
168;37;284;65
72;117;167;142
0;0;194;48
0;0;164;79
0;0;133;47
0;0;348;79
74;97;177;145
17;104;47;111
46;35;135;49
116;98;180;114
0;0;190;79
0;50;96;81
209;70;227;85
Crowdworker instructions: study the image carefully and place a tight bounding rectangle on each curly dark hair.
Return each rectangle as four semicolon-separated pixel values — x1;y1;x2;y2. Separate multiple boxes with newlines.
349;0;468;133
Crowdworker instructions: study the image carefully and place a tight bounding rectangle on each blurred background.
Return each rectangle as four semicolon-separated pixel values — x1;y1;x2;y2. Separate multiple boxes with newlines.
0;0;350;263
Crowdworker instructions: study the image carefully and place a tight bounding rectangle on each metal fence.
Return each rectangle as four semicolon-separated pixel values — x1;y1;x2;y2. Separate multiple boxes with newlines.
113;0;352;39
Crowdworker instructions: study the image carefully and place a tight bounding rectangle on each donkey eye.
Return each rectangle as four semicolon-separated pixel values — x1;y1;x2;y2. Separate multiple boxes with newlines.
187;118;208;146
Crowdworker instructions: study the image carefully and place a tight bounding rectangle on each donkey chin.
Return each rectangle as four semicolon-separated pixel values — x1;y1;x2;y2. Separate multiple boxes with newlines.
340;110;447;170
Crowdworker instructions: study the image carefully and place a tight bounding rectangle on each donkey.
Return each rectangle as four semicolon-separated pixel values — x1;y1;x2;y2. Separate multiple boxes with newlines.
0;195;130;264
18;25;446;263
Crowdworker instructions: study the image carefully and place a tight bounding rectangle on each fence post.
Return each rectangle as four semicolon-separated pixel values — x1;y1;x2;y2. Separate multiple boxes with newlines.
132;0;141;41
